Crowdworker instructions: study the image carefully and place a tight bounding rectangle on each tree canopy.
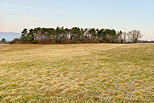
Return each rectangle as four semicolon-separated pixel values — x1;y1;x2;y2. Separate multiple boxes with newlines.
18;27;142;44
0;38;7;44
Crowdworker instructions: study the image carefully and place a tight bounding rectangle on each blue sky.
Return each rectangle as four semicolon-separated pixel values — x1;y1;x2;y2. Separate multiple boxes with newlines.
0;0;154;40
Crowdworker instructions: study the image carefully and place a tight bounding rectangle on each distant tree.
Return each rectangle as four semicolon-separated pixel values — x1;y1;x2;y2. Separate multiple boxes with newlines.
34;27;43;43
70;27;82;43
118;31;127;43
55;27;66;43
1;38;6;43
128;30;143;43
20;28;28;43
27;29;35;43
98;29;117;43
47;28;56;43
109;29;117;43
97;29;105;42
88;28;97;42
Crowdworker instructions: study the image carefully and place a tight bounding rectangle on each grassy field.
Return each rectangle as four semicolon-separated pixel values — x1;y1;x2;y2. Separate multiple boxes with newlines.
0;43;153;103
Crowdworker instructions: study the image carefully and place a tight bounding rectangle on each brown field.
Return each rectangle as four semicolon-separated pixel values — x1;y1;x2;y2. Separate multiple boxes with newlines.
0;43;154;102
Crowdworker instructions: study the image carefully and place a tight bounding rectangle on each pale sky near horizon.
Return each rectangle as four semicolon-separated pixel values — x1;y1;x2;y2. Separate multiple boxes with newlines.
0;0;154;40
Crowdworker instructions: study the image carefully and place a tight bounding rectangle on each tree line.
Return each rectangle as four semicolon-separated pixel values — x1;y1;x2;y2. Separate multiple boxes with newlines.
13;27;143;44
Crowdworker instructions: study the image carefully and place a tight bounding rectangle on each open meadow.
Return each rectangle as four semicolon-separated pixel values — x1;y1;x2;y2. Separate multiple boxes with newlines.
0;43;154;102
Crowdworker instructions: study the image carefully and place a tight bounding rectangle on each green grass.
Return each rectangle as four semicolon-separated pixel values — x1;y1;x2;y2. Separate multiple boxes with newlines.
0;43;154;103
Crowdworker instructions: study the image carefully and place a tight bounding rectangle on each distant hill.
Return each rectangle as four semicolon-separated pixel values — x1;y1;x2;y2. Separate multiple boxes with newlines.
0;32;21;41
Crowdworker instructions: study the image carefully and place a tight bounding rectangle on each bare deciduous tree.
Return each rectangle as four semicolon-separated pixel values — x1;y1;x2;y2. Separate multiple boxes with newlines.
120;32;127;43
128;30;143;43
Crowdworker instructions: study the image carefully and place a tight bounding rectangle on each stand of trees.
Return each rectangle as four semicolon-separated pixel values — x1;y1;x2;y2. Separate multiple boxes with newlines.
17;27;142;44
0;38;7;44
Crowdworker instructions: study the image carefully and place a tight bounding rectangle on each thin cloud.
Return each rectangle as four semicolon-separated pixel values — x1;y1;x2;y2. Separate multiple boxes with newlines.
0;3;80;15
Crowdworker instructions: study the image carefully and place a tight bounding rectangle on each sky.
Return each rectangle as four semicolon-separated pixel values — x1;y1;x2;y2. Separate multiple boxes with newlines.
0;0;154;40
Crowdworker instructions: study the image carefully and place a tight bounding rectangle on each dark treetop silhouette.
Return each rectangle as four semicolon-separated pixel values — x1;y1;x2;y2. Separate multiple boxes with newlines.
17;27;142;44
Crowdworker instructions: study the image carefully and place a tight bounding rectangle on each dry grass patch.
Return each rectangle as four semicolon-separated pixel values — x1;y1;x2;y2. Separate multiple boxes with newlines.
0;44;43;52
0;43;154;102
